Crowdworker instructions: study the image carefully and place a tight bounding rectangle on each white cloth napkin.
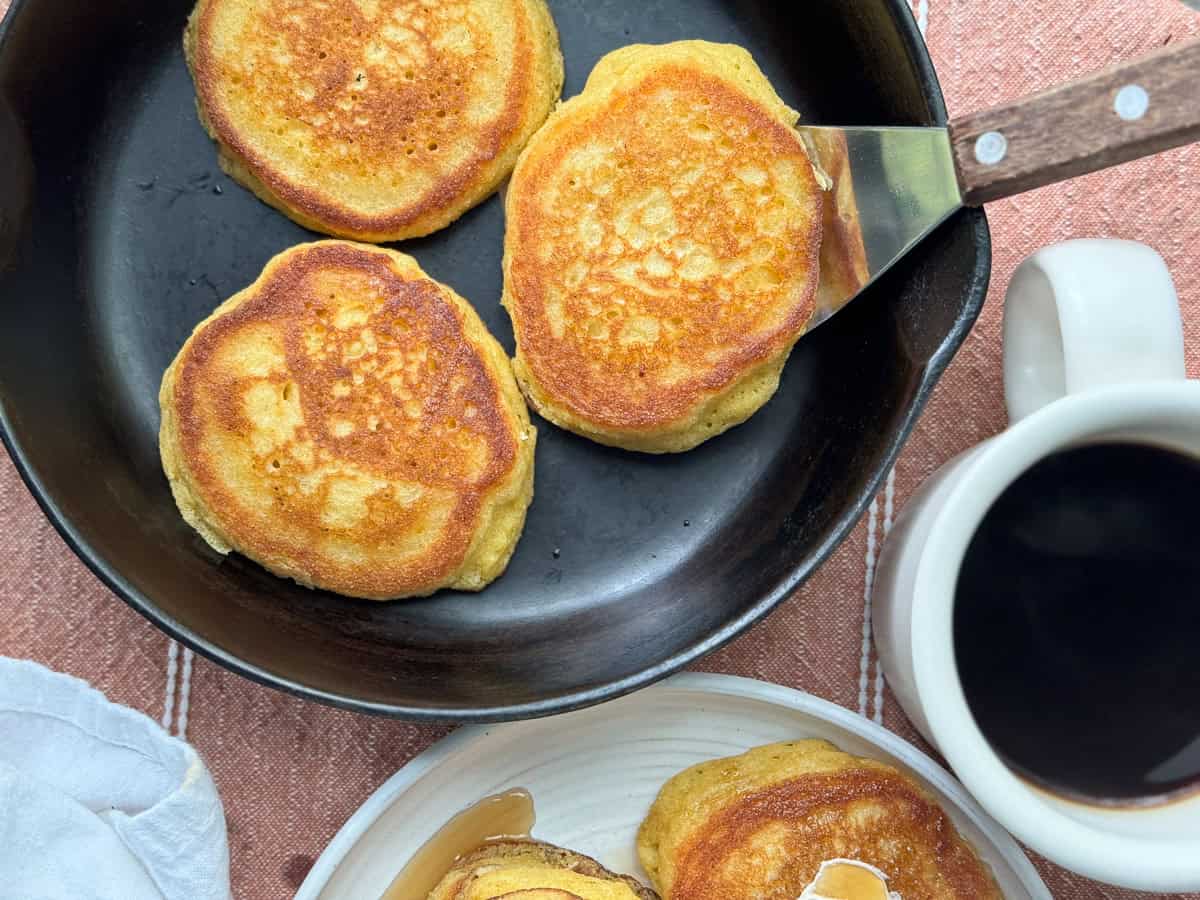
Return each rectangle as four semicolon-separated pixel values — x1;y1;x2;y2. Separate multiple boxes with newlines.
0;657;232;900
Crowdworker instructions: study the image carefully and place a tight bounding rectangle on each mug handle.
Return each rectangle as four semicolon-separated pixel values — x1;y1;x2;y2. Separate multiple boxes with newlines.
1003;239;1186;423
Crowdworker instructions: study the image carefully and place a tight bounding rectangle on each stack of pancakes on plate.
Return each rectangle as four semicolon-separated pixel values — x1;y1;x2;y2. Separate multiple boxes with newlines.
638;740;1003;899
411;739;1002;899
429;840;658;900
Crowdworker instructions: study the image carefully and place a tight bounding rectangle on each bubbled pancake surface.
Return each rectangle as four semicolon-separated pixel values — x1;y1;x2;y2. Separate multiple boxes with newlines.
159;241;535;600
637;740;1003;900
502;41;824;453
430;840;659;900
185;0;563;241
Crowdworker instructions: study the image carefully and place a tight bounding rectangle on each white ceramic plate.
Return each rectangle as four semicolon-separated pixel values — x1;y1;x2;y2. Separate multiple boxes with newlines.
298;673;1050;899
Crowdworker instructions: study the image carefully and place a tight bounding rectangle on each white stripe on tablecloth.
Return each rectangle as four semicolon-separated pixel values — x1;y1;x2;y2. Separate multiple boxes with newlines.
873;468;896;723
858;466;896;723
857;495;880;717
161;639;179;730
176;646;195;738
162;638;195;737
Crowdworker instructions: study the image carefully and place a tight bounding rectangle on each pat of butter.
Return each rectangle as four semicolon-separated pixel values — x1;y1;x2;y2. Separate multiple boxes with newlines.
797;859;901;900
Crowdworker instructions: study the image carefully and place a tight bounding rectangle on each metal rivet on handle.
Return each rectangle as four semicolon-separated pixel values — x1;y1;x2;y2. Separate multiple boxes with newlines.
1114;84;1150;121
974;131;1008;166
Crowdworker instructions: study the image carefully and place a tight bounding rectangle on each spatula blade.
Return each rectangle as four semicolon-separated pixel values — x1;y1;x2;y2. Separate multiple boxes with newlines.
799;125;963;327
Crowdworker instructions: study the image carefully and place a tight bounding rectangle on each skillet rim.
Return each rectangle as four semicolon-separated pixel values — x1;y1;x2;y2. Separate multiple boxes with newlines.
0;0;991;721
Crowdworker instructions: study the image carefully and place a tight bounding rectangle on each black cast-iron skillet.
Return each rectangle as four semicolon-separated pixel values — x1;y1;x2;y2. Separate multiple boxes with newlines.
0;0;989;720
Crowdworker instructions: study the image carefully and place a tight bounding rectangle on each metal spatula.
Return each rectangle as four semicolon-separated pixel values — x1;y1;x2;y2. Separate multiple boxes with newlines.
802;38;1200;327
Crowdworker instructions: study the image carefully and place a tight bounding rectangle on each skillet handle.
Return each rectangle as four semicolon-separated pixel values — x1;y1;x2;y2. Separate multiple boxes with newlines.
949;38;1200;206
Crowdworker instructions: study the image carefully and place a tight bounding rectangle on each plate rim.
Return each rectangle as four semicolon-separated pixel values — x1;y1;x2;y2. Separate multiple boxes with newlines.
296;672;1050;899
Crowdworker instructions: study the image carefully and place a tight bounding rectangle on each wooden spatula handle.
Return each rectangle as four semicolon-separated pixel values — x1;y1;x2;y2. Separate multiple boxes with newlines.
949;39;1200;206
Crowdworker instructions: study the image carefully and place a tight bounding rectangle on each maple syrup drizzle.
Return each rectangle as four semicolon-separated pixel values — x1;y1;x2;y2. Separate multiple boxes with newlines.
379;789;535;900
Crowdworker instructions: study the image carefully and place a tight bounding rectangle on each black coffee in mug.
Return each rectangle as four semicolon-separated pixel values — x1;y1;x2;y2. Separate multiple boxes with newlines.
954;441;1200;804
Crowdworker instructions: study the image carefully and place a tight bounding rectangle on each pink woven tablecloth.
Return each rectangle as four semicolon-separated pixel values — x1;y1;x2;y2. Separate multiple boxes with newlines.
2;1;1198;897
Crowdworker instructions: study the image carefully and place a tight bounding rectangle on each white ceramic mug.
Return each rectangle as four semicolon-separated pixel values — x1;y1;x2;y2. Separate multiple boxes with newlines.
872;239;1200;891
